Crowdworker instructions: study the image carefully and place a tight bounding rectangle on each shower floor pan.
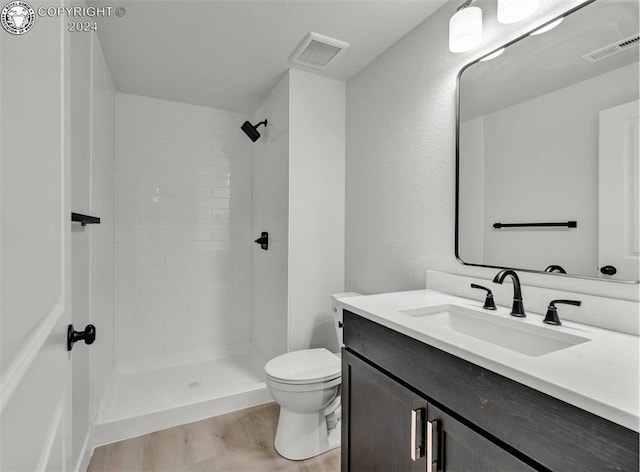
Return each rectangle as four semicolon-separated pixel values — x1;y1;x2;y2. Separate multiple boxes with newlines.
93;347;271;445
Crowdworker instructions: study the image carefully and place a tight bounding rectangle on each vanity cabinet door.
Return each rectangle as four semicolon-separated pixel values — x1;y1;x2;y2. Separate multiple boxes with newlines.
342;348;539;472
428;404;536;472
342;350;428;472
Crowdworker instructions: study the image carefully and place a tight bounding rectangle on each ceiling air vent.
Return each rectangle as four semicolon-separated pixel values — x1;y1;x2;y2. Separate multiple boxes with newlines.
291;32;349;69
582;34;639;62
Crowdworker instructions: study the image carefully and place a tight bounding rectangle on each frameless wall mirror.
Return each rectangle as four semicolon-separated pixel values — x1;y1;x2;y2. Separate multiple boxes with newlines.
456;0;639;283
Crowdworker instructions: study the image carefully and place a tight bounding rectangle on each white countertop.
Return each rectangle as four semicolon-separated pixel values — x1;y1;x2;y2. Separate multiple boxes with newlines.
337;289;640;432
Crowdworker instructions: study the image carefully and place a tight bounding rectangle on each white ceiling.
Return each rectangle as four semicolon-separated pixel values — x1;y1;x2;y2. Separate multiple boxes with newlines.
92;0;448;113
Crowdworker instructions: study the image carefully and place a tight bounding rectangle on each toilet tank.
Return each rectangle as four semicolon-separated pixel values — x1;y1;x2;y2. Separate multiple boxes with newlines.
330;292;361;347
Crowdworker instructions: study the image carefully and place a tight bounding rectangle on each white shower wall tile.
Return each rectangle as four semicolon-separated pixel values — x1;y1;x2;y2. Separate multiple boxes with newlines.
114;93;253;365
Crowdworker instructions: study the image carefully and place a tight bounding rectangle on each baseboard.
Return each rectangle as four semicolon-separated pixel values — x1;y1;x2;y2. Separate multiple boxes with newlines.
74;430;94;472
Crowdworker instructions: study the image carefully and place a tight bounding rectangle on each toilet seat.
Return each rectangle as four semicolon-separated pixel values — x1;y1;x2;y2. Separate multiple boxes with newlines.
265;348;341;385
265;375;341;393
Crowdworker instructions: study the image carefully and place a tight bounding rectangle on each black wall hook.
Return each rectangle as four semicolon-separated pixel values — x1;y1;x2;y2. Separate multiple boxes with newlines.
67;324;96;351
71;213;101;226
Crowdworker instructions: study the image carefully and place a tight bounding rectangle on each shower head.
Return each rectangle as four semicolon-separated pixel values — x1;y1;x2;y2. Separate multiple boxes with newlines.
241;119;268;142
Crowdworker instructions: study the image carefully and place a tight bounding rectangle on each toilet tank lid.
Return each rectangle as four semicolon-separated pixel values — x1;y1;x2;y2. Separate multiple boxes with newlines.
265;348;340;383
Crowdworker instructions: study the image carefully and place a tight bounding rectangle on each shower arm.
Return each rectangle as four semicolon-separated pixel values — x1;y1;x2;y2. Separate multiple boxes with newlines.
255;119;268;129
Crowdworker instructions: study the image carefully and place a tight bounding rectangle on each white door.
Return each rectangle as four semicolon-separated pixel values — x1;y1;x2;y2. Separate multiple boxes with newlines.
598;100;640;281
0;6;73;471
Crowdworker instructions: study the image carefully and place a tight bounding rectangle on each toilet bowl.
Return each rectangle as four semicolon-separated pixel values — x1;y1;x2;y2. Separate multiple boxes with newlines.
265;348;341;460
264;292;361;460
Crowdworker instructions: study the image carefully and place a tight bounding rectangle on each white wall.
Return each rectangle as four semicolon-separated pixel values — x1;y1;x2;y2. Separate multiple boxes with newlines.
69;28;93;468
69;31;115;471
89;36;115;435
288;70;345;352
113;93;253;365
345;0;639;301
251;70;346;359
251;72;290;361
458;64;638;276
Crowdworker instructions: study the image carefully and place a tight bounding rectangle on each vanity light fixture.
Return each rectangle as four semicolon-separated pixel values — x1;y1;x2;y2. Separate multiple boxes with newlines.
531;17;563;35
449;0;483;53
480;48;505;61
497;0;539;24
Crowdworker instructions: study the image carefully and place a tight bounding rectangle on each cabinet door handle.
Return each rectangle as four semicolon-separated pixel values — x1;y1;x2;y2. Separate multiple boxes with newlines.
410;408;425;461
427;419;440;472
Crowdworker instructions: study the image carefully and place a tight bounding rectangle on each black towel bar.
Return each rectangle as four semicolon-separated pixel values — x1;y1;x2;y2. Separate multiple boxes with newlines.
493;221;577;229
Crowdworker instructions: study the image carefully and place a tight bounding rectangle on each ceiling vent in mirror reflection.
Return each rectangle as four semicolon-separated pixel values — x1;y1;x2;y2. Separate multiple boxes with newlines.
291;32;349;68
582;34;639;63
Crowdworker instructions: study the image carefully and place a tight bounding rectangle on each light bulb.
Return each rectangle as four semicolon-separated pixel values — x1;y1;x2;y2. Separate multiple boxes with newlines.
497;0;539;24
449;6;483;53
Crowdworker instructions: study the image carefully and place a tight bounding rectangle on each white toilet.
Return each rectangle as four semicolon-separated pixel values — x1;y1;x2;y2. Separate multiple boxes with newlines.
264;292;360;460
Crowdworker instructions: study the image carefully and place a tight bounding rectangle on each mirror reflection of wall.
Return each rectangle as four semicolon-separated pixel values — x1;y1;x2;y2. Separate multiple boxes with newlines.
457;0;639;282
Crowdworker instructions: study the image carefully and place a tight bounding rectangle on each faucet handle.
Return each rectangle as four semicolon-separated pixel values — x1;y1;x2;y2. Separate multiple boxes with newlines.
543;299;582;326
470;284;497;310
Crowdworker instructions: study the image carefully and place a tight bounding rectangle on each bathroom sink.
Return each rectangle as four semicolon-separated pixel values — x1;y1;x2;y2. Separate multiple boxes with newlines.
399;304;589;357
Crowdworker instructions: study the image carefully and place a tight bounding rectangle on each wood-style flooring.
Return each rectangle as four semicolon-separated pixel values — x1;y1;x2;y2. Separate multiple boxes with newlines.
87;403;340;472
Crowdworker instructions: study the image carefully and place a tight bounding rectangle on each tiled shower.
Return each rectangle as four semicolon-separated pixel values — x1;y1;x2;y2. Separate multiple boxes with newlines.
113;93;253;365
95;93;270;442
85;70;343;447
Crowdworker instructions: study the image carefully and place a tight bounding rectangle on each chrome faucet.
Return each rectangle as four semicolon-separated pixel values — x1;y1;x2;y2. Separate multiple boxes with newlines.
492;269;525;317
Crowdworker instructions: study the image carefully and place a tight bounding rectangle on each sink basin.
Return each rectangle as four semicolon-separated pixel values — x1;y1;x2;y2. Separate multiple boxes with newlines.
399;304;589;357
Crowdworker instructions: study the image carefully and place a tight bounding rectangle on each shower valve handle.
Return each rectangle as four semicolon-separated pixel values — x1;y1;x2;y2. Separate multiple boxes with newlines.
254;232;268;250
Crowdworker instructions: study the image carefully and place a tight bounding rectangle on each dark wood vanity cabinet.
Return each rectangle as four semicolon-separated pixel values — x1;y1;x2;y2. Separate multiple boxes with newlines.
343;350;535;472
341;310;640;472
